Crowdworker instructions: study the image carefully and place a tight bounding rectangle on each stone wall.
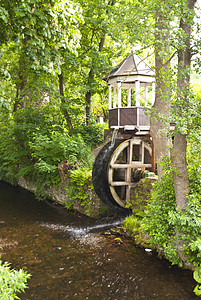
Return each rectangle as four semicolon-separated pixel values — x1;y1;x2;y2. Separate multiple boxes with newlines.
17;177;121;219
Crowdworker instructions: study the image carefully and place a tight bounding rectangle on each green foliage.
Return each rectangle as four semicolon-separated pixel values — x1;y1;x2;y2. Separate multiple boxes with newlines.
0;104;93;197
72;121;107;148
193;267;201;297
193;284;201;298
0;260;30;299
139;151;201;266
187;137;201;195
69;168;92;186
30;132;93;167
67;168;94;215
142;158;175;247
126;178;153;217
123;216;141;238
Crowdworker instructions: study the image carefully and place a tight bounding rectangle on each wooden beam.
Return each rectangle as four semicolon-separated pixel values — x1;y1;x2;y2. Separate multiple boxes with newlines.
135;80;140;106
109;85;112;109
117;81;122;108
145;86;148;107
110;182;137;187
127;88;131;107
111;163;152;168
113;88;116;108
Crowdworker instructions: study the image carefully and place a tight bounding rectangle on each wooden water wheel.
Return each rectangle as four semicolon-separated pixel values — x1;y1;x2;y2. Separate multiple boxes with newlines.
92;138;152;209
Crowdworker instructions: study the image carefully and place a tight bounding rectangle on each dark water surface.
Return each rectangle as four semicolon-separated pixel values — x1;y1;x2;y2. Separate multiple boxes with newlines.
0;181;197;300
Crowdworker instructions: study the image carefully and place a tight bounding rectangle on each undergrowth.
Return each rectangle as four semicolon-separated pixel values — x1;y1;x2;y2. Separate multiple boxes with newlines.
0;105;94;201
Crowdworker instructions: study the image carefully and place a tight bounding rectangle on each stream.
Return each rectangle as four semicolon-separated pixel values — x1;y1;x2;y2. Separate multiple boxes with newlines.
0;181;197;299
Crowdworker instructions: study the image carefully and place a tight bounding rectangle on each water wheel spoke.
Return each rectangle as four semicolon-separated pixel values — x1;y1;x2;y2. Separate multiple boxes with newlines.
125;185;131;204
111;182;129;186
132;163;152;168
111;163;152;168
107;138;153;208
139;141;145;165
110;163;131;168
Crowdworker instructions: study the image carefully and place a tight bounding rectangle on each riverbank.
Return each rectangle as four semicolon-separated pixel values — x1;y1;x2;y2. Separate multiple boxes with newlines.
1;172;126;220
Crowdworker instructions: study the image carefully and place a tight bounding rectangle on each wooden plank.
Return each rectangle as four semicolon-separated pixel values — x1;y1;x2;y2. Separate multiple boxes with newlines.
110;164;130;168
108;167;114;185
110;182;129;186
109;109;118;127
131;162;152;168
126;185;131;204
120;108;137;126
130;139;141;145
111;163;152;168
110;181;145;187
140;141;145;163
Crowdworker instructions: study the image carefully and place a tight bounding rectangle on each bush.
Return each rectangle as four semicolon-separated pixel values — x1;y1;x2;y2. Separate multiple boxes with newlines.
140;154;201;266
123;216;141;238
141;164;176;258
67;167;93;204
66;167;94;216
0;260;30;300
0;105;94;189
72;121;107;148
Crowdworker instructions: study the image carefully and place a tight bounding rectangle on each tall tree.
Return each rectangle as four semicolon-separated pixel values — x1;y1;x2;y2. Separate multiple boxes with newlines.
58;73;74;131
171;0;197;211
150;0;172;179
1;0;81;126
77;0;123;125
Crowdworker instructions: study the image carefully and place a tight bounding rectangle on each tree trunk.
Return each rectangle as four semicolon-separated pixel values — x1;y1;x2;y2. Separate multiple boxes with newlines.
58;73;73;131
85;35;105;126
171;133;190;210
85;69;94;126
171;0;196;211
13;53;27;112
150;2;171;179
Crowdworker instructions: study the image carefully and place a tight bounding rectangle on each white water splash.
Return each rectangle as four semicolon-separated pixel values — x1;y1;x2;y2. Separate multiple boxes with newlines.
39;218;124;238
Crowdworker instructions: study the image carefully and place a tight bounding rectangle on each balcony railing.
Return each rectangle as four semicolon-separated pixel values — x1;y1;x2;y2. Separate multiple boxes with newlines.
109;107;150;130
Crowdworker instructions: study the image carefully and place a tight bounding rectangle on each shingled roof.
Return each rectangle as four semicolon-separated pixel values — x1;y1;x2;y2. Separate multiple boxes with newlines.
104;53;155;81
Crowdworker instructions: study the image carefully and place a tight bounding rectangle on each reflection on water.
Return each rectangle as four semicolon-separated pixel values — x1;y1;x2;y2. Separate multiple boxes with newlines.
0;181;197;299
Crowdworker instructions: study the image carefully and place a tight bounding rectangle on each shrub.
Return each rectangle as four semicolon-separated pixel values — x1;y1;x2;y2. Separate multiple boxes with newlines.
0;260;30;300
0;105;94;189
72;121;107;148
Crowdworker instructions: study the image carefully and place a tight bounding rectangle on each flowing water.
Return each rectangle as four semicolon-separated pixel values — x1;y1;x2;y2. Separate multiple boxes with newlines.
111;128;118;147
0;181;197;300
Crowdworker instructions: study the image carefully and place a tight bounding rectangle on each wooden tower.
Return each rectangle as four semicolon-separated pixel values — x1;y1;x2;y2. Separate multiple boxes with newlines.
93;53;156;209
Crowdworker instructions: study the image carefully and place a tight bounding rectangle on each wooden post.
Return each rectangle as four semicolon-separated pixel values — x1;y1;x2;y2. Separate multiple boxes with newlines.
109;85;112;109
145;86;149;107
113;88;117;108
137;107;139;126
127;88;131;107
139;141;145;165
135;80;140;106
117;81;122;108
